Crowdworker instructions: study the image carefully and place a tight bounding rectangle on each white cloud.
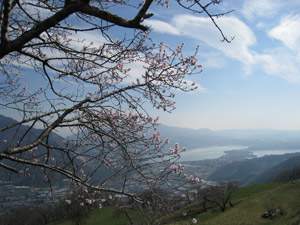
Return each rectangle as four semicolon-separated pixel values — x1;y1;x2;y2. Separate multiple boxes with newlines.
255;49;300;83
146;15;256;74
146;13;300;83
256;22;268;29
197;52;226;69
255;14;300;83
143;19;180;35
184;79;206;93
202;57;226;69
268;14;300;51
175;15;255;63
241;0;280;20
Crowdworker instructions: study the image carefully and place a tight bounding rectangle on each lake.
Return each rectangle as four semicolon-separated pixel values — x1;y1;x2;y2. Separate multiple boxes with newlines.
179;145;247;161
252;149;300;157
179;146;300;161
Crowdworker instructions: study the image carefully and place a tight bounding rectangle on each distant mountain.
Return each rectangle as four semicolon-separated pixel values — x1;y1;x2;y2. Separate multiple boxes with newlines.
207;153;300;186
157;125;244;149
3;115;300;188
0;115;65;151
272;162;300;182
157;125;300;150
248;155;300;185
0;115;67;187
0;115;121;187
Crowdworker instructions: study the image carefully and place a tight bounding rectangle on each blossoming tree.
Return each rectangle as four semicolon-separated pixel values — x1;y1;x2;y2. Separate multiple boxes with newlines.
0;0;230;221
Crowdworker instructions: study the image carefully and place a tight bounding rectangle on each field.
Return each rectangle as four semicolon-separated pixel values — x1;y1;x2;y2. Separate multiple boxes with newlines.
51;206;137;225
171;181;300;225
53;181;300;225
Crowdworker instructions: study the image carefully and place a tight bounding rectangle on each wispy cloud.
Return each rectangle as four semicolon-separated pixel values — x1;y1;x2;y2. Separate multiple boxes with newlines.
143;19;180;35
256;49;300;83
145;15;256;74
174;15;256;67
145;13;300;83
198;52;227;69
254;15;300;83
241;0;280;20
268;14;300;51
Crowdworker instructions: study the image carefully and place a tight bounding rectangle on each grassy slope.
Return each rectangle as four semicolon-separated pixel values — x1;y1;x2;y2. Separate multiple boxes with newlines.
52;181;300;225
171;181;300;225
51;206;138;225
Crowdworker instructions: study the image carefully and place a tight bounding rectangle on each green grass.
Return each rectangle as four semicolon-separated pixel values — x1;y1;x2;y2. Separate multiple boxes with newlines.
52;181;300;225
51;206;139;225
231;182;286;201
170;181;300;225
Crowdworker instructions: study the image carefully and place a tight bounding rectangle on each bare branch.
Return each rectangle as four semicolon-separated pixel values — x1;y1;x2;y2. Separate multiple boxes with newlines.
78;4;149;31
0;1;81;59
0;162;20;173
133;0;154;22
1;0;11;43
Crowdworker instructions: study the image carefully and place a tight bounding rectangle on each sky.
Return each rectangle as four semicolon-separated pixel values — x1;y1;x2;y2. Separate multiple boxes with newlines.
139;0;300;130
4;0;300;132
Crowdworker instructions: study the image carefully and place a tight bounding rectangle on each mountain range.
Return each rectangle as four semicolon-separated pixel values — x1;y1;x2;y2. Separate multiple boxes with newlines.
2;115;300;187
207;153;300;186
158;124;300;150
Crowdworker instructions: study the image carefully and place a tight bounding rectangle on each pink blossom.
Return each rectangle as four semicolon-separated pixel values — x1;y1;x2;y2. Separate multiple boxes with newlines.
65;199;72;205
85;199;92;205
188;175;194;182
2;139;7;144
194;178;200;183
192;218;197;224
170;164;177;171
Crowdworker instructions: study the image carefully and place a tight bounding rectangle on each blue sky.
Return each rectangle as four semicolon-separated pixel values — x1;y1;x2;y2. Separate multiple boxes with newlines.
140;0;300;130
6;0;300;131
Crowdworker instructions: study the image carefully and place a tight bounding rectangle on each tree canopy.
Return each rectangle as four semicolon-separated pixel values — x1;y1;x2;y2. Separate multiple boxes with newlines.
0;0;230;215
